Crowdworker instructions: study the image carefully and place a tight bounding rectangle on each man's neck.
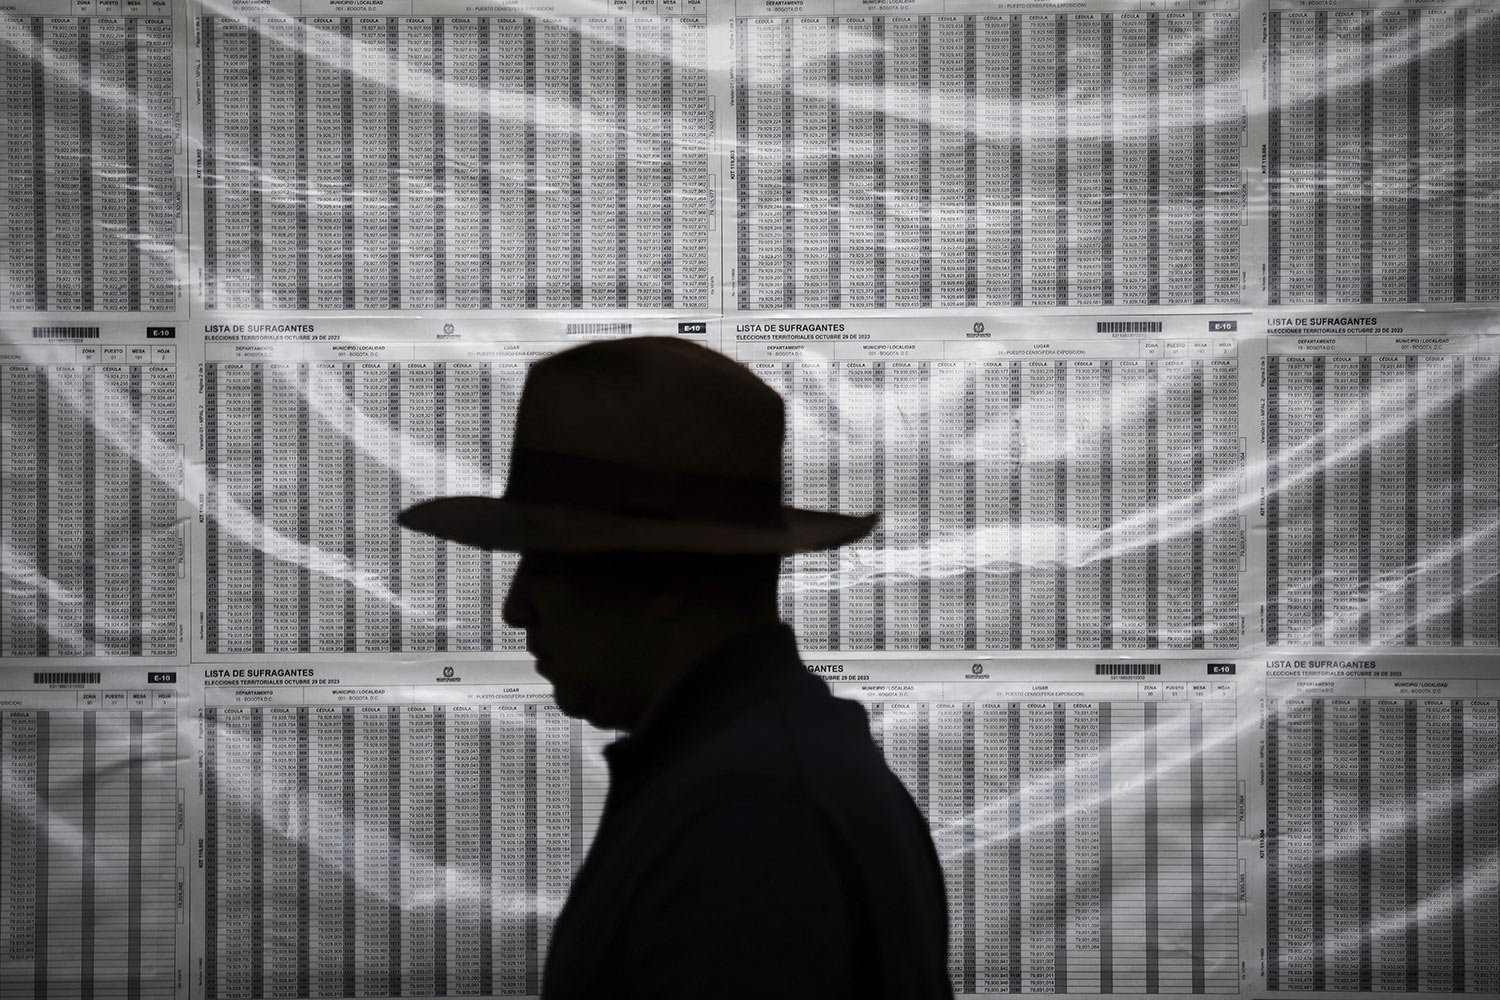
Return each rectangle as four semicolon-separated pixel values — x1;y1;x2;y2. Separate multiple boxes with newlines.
626;611;781;732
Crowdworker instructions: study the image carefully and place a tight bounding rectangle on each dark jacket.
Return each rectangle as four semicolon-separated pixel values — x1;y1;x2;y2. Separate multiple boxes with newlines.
541;623;954;1000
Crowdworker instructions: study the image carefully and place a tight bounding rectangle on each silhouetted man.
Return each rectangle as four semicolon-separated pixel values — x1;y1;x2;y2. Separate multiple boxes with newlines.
400;336;954;1000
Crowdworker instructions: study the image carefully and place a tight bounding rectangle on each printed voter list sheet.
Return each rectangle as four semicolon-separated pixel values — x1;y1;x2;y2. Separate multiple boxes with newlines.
1253;655;1500;996
729;0;1248;310
1261;0;1500;306
727;313;1253;652
0;0;186;316
0;667;191;1000
190;0;719;313
1255;309;1499;649
1;325;189;662
192;661;612;999
191;318;711;660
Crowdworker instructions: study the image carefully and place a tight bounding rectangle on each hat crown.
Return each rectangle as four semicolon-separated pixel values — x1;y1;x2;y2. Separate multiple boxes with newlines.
514;337;784;481
506;338;785;523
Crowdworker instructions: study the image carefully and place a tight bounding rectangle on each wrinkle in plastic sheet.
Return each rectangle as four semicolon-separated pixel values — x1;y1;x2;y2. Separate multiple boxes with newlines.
1;0;1499;996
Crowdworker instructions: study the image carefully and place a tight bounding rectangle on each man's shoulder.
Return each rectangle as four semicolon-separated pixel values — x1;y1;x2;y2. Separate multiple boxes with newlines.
658;683;911;828
603;625;929;851
687;676;870;764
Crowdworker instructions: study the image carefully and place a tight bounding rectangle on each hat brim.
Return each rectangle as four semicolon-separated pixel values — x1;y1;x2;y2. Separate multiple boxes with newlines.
398;496;879;555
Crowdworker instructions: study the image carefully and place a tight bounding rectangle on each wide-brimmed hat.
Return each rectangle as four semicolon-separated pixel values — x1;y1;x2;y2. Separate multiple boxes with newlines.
398;337;878;553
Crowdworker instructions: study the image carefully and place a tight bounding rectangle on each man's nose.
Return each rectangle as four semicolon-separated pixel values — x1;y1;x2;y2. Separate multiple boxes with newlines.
501;557;532;630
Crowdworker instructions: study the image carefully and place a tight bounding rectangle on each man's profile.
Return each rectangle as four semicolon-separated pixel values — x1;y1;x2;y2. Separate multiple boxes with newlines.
399;336;954;999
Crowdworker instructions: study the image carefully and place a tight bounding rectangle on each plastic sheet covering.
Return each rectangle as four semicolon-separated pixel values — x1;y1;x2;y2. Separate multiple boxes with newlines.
1;0;1499;994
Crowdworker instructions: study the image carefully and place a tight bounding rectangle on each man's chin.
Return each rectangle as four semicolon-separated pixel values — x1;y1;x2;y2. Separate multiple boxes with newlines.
549;687;602;726
552;691;631;730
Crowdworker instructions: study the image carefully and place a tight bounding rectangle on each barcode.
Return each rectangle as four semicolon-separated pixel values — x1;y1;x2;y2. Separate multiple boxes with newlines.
1095;663;1161;676
1095;321;1163;334
33;672;101;684
32;326;101;339
565;323;632;339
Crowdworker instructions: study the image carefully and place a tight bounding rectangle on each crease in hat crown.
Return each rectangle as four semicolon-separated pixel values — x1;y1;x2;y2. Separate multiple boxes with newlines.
397;336;879;554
